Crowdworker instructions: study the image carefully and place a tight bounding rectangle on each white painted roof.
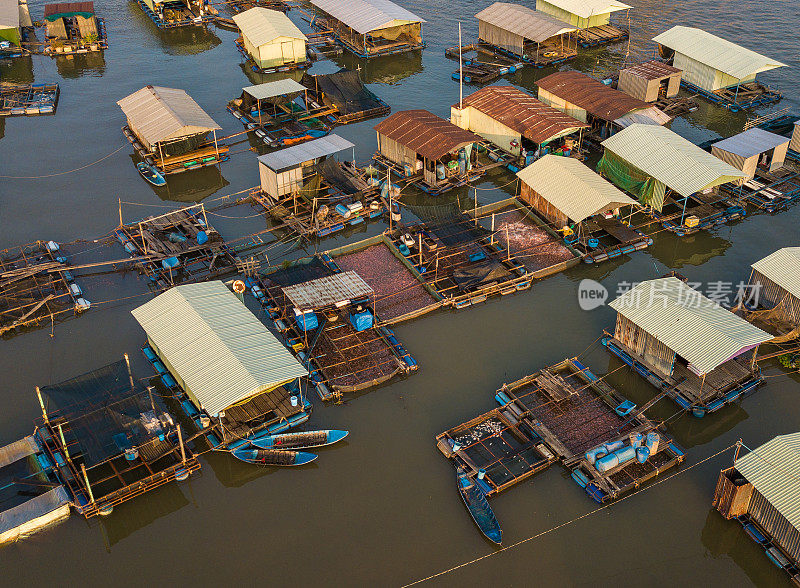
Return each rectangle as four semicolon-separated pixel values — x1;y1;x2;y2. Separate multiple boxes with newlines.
538;0;630;19
309;0;424;35
475;3;575;43
258;134;354;171
751;247;800;300
609;277;771;374
653;26;787;80
712;128;790;159
516;155;636;222
243;79;306;100
0;0;19;30
232;7;306;46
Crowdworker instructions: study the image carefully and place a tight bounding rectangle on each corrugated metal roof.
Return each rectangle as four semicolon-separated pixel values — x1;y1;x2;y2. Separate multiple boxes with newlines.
232;7;306;46
309;0;424;35
243;79;306;100
475;2;575;43
536;70;652;122
614;106;671;128
375;109;481;161
735;433;800;531
712;128;789;159
516;154;637;222
257;134;354;171
454;85;587;144
653;26;786;80
620;60;681;81
609;277;771;374
0;0;19;29
282;271;374;310
601;124;745;197
751;247;800;300
131;281;308;416
117;86;220;148
538;0;630;19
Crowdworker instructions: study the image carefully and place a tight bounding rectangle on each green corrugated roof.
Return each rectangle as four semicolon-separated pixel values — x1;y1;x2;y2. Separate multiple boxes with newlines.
735;433;800;531
751;247;800;301
609;277;771;374
601;124;745;198
131;281;307;416
516;155;637;223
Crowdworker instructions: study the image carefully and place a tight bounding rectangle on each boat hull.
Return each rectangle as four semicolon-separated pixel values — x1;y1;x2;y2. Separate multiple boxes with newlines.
456;467;502;544
250;429;349;451
231;448;317;466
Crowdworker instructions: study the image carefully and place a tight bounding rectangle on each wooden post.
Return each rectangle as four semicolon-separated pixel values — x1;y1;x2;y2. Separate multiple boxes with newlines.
58;424;70;461
81;464;95;503
147;386;156;413
158;142;165;172
491;213;495;244
506;227;510;261
733;439;742;462
36;386;49;424
418;233;423;266
177;424;187;465
139;222;147;254
474;188;478;226
201;203;209;229
213;129;220;163
118;197;123;227
124;353;136;394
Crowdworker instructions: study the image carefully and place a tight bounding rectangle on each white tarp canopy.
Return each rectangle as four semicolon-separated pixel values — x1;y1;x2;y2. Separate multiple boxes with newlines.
243;79;306;100
517;155;636;222
653;26;787;80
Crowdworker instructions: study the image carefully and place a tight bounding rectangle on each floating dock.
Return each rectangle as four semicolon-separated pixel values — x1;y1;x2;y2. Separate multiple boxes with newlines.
445;44;525;83
0;83;58;116
115;203;239;290
135;0;214;29
574;24;628;47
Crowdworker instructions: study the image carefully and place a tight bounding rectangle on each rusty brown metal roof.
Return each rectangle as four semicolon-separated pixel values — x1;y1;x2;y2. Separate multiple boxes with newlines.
620;60;682;81
536;70;651;122
374;109;482;161
43;2;95;17
453;85;588;144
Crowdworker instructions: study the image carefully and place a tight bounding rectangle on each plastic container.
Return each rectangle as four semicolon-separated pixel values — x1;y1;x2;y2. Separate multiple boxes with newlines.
69;283;82;297
403;163;413;177
335;203;351;218
197;230;209;245
646;432;660;454
350;310;374;332
629;432;644;447
47;241;60;252
595;453;619;473
603;440;625;453
293;308;318;331
585;446;607;465
613;445;636;465
436;163;446;180
636;446;650;463
162;257;180;270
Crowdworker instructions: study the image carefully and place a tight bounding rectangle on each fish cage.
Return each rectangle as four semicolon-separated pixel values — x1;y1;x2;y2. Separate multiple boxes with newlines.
115;203;239;290
0;240;89;337
301;70;390;125
0;83;59;116
34;359;199;518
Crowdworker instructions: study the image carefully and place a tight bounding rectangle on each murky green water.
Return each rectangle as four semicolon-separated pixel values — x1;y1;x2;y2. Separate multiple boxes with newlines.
1;0;799;585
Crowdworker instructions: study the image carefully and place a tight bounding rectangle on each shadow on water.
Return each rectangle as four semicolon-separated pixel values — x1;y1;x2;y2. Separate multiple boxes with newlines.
701;508;789;587
126;3;221;56
203;448;317;488
96;481;192;549
128;154;231;203
240;63;305;87
647;230;732;269
0;55;33;84
327;50;423;85
53;52;107;79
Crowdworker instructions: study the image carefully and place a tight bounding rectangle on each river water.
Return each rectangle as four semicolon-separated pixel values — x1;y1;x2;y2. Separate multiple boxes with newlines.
1;0;799;585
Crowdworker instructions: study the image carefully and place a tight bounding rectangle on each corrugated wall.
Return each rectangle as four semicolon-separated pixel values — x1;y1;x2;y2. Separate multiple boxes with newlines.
790;125;800;153
462;107;521;156
749;489;800;564
519;182;568;226
377;132;418;167
674;52;719;92
614;314;675;377
711;146;752;182
253;37;306;68
478;21;524;57
617;70;650;102
535;0;609;28
537;88;587;122
752;271;800;325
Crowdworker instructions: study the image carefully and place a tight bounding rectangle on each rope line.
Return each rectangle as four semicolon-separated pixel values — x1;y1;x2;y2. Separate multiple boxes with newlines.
0;145;127;178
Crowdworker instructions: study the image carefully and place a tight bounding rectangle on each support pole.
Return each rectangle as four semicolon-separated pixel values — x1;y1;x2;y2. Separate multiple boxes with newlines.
213;129;220;163
139;221;147;254
58;424;70;461
474;187;478;226
124;353;136;394
733;438;742;462
36;386;49;424
118;197;123;227
81;464;95;504
458;22;463;109
177;424;187;465
418;233;423;267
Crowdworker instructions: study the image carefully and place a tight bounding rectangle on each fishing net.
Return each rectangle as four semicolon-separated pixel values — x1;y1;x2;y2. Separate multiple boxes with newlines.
597;150;666;211
303;70;384;115
314;157;360;195
39;361;168;468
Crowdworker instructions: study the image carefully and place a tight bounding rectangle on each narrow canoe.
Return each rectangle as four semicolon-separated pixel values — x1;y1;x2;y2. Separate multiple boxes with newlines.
136;162;167;187
456;467;502;544
250;429;349;451
231;448;317;466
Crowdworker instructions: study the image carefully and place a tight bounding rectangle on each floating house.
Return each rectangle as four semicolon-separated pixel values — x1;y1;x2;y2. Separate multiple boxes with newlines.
136;0;209;28
301;69;390;124
618;61;681;103
536;71;670;139
535;0;630;46
742;247;800;341
710;129;799;211
713;434;800;584
228;79;330;148
451;85;588;168
604;277;772;416
516;155;650;264
118;85;228;176
254;267;416;400
42;2;107;54
253;134;384;238
232;8;309;74
373;109;486;194
0;0;21;54
598;124;746;235
474;2;577;67
35;358;200;517
309;0;424;58
653;26;787;111
0;435;70;544
132;281;312;448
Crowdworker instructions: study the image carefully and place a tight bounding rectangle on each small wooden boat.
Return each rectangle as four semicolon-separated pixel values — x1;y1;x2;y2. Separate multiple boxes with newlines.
250;429;348;451
456;467;502;544
231;448;317;466
136;162;167;187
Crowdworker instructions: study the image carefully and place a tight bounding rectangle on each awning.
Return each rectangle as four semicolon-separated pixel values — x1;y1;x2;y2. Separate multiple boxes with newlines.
243;79;306;101
609;277;771;375
282;271;374;311
614;106;671;128
538;0;630;19
517;154;636;222
257;134;354;172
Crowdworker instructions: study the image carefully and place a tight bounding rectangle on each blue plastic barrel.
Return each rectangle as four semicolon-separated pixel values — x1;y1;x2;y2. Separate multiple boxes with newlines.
636;446;650;463
646;432;660;454
584;446;607;465
162;257;180;270
614;445;636;465
436;163;446;180
603;440;625;453
197;230;208;245
595;453;619;472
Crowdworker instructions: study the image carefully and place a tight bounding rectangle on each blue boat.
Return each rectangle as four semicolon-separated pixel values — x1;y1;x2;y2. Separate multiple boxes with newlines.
136;162;167;187
456;467;502;544
250;429;348;451
231;448;317;466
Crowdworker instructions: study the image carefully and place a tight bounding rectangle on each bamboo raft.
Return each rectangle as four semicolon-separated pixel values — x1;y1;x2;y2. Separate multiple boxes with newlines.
0;83;59;117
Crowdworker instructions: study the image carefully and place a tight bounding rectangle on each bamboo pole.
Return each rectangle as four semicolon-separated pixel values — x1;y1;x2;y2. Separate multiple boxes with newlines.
58;424;70;461
177;424;186;464
124;353;136;394
36;386;49;424
81;464;95;503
